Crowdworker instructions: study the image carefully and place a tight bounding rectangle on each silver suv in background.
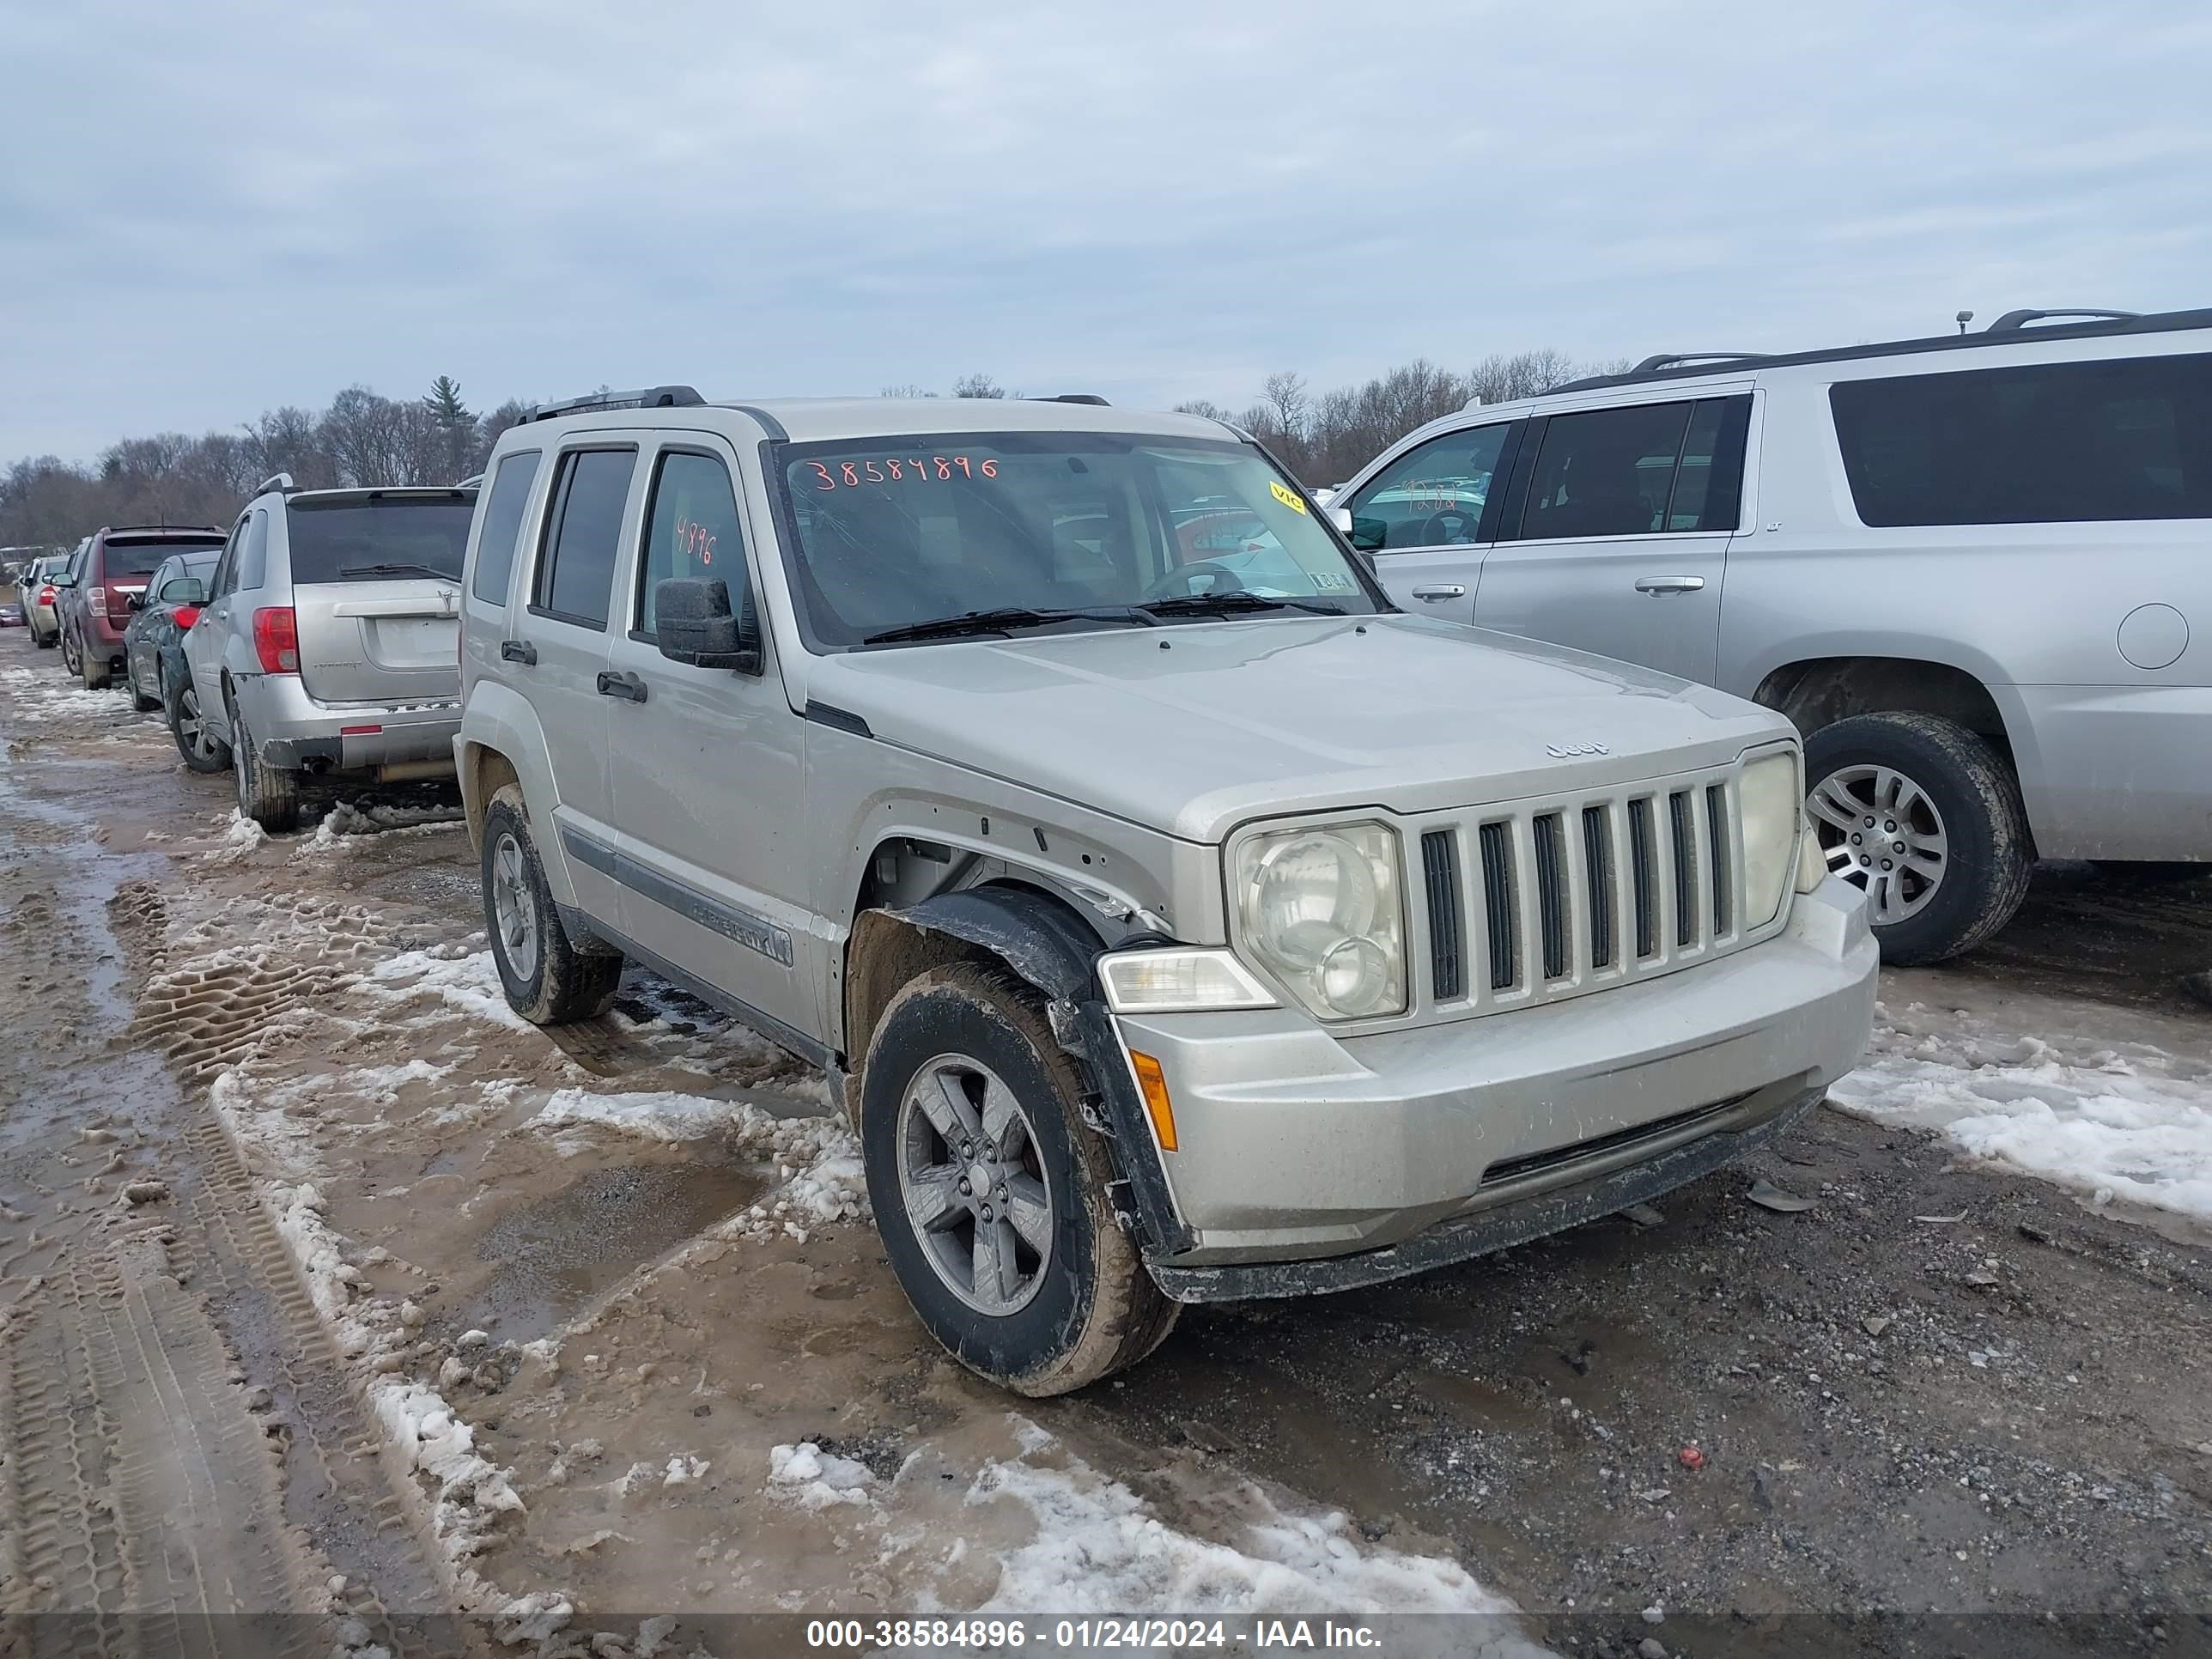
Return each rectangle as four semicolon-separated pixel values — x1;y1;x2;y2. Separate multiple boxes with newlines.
453;386;1875;1395
17;553;70;647
185;475;477;830
1329;306;2212;963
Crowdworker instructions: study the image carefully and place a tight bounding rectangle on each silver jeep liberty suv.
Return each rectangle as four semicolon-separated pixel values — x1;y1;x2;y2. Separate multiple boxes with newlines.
455;386;1877;1395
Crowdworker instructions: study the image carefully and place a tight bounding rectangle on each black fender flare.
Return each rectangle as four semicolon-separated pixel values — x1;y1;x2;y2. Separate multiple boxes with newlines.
886;885;1193;1258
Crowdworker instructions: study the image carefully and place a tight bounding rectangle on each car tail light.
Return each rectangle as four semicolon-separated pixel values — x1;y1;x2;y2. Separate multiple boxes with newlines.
38;586;56;605
173;605;202;630
252;606;299;672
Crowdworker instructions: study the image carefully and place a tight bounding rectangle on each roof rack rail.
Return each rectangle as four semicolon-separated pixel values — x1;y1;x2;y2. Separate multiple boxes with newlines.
1985;307;2141;332
524;385;705;423
456;474;485;489
253;472;295;496
1628;351;1771;374
1027;393;1110;406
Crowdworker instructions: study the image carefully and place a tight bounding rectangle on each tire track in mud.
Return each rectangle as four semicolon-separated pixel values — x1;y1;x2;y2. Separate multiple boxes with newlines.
0;788;467;1659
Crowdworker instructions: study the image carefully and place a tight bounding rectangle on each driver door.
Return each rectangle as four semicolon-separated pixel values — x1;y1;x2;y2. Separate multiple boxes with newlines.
1339;420;1522;626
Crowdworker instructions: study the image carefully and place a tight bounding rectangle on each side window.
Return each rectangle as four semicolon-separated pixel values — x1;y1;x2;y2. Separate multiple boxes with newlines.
210;521;244;598
635;450;745;637
1517;403;1699;540
1343;424;1513;551
471;450;542;606
532;448;637;629
1831;351;2212;526
238;511;270;590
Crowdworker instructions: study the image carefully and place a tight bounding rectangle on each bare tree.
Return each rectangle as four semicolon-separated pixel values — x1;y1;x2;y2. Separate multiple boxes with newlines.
1172;398;1233;422
950;373;1006;400
878;384;938;398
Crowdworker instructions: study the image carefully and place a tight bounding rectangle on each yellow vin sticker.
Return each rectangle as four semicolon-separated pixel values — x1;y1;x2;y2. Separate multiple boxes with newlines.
1269;480;1309;514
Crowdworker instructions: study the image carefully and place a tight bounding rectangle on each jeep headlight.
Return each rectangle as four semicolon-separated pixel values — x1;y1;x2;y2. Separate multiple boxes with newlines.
1234;822;1407;1021
1741;748;1802;928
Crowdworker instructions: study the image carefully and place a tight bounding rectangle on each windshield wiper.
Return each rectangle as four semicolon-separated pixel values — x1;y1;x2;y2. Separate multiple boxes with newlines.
861;605;1158;646
1141;591;1347;619
340;562;459;580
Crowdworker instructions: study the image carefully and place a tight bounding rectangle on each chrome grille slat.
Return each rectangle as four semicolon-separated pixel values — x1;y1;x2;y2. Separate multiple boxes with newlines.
1408;757;1763;1021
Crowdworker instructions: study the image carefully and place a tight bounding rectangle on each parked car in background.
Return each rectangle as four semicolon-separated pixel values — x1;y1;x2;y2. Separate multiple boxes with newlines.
1329;305;2212;963
123;548;219;713
185;476;477;830
18;554;71;647
453;386;1874;1395
58;525;226;690
0;602;23;629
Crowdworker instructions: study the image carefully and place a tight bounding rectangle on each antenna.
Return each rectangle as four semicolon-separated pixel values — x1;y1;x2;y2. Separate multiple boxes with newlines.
1955;310;1974;335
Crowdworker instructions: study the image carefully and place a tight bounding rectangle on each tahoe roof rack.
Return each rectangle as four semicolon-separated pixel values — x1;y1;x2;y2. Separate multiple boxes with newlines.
524;385;705;423
1984;307;2141;331
1628;351;1771;374
1026;393;1111;405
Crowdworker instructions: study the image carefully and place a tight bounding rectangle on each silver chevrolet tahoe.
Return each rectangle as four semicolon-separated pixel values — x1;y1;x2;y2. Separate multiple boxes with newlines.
454;386;1877;1395
1329;305;2212;963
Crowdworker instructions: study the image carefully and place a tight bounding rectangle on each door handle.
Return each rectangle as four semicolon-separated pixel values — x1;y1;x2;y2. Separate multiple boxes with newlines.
1634;575;1706;595
596;670;648;703
1410;585;1467;602
501;639;537;665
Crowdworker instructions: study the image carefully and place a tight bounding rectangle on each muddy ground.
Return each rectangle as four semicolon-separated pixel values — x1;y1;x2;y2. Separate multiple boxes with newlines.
1;625;2208;1659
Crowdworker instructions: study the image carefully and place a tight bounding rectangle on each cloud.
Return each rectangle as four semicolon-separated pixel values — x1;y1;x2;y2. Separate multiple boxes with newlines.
3;0;2209;459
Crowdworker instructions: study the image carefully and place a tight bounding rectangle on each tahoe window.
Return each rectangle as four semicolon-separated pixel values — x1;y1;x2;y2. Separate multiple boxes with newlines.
471;453;542;606
637;450;745;637
777;432;1380;648
1343;423;1514;551
1513;397;1747;539
284;495;473;586
1831;352;2212;526
532;449;638;629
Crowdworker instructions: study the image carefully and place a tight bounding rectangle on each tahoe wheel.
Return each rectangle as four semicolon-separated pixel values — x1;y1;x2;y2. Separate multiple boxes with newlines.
481;782;622;1024
227;690;300;832
860;962;1177;1396
1805;711;2031;965
167;677;229;775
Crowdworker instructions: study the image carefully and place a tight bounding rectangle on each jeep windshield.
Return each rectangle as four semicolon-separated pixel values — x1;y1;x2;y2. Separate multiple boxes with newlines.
777;433;1382;648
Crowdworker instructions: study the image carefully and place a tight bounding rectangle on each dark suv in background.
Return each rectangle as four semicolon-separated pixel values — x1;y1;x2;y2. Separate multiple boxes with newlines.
59;525;227;690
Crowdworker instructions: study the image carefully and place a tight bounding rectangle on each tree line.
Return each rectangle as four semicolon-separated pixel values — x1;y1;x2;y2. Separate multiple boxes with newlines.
2;351;1620;549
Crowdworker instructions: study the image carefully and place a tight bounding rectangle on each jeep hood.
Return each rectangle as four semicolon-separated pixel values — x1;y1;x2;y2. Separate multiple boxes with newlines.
805;615;1793;844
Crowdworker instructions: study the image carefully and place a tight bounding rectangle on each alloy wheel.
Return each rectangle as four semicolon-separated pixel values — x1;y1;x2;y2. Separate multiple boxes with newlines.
489;831;539;984
177;686;216;762
896;1054;1054;1316
1808;762;1948;924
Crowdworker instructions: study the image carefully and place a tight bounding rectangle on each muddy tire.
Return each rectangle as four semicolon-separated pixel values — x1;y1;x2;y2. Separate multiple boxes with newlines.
482;782;622;1024
860;962;1176;1396
167;675;229;774
34;625;56;648
227;689;300;832
81;638;111;690
1805;711;2031;965
60;625;82;678
131;662;161;713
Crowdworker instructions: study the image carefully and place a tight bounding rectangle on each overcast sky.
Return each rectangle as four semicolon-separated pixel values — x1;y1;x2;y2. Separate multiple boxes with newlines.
4;0;2209;461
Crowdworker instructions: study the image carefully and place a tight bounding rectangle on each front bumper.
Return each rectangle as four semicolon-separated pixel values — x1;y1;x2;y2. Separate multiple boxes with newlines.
1118;876;1877;1299
232;673;460;776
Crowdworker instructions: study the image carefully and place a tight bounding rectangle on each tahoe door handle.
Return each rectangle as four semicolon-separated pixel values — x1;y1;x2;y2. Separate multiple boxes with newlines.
1410;584;1467;602
596;670;648;703
1634;575;1706;595
501;639;537;665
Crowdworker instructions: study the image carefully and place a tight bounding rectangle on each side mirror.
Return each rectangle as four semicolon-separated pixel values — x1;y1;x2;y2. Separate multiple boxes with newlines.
126;591;146;611
655;577;761;674
1328;507;1354;534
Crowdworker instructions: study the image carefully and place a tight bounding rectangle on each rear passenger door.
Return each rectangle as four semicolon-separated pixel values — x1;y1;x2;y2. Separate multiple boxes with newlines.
520;441;643;917
601;439;814;1040
1338;421;1520;626
187;515;248;732
1474;393;1751;683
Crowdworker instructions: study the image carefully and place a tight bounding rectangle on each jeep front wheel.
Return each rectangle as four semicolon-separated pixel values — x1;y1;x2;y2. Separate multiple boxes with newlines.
481;782;623;1024
1805;710;2031;964
861;962;1176;1396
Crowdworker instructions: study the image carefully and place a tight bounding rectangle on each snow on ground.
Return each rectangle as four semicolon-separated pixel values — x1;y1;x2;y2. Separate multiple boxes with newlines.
363;945;535;1031
295;800;468;858
200;808;267;865
0;664;134;723
1832;1000;2212;1221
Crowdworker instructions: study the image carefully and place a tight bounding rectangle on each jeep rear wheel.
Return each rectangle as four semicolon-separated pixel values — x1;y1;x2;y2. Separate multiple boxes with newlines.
860;962;1176;1396
481;782;623;1024
1805;711;2030;964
